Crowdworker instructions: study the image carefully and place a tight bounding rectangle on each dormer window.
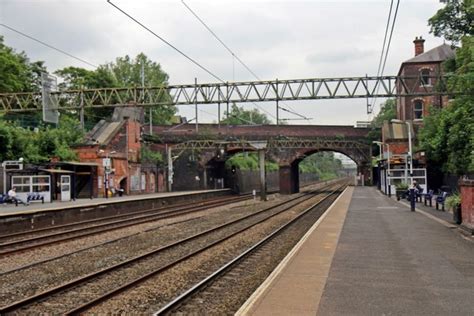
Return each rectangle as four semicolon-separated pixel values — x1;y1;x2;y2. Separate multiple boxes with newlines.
420;69;431;86
414;100;423;119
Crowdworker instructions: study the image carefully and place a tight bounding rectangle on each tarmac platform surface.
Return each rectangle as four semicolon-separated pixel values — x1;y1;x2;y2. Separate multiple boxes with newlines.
239;186;474;316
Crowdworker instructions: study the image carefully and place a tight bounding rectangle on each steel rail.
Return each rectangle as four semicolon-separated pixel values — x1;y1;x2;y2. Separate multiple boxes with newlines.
64;186;335;315
0;186;326;314
0;195;250;256
155;183;345;315
0;194;244;242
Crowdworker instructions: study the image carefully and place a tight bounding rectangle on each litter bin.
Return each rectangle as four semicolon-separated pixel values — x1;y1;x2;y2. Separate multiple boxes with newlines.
453;205;462;225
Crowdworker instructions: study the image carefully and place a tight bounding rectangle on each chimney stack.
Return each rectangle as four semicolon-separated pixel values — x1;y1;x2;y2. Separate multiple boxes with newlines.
413;36;425;56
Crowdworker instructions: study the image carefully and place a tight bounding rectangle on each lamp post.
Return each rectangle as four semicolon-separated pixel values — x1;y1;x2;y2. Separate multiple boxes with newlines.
392;119;415;211
373;141;383;191
386;143;391;197
373;141;383;161
391;119;413;185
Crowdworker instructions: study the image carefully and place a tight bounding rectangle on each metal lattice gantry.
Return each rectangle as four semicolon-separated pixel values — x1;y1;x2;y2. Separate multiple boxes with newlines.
0;75;454;113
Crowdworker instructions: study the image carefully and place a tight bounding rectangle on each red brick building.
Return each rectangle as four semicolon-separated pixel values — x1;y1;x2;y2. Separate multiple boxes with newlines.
396;37;455;124
383;37;456;157
74;108;163;198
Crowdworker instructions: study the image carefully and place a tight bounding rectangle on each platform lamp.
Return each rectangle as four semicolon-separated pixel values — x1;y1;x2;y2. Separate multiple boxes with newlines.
391;119;415;211
373;141;383;192
372;141;383;161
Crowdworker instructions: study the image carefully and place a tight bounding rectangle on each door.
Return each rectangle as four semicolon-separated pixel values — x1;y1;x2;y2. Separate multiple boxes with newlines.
61;175;71;201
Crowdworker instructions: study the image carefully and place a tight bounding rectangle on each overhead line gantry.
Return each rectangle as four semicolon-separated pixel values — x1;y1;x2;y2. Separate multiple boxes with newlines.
0;75;455;113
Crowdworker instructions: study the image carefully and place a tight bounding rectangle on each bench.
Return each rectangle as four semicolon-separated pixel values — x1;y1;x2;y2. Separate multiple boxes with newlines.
27;192;45;204
0;194;18;206
436;192;448;211
423;189;434;207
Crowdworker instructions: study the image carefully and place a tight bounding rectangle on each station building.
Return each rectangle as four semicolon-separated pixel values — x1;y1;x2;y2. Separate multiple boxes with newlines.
74;108;165;198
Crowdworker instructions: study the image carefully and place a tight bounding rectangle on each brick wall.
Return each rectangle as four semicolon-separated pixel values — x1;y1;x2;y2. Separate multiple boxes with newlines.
460;179;474;234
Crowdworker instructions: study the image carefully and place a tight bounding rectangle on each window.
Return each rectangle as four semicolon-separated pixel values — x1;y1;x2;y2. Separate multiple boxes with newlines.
414;100;423;119
420;69;431;86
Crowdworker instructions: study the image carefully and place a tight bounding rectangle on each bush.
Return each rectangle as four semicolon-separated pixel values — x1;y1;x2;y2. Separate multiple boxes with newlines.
445;193;461;210
395;183;409;190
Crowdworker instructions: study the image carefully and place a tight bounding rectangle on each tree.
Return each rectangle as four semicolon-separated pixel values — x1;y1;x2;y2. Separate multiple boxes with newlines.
221;103;272;125
418;36;474;176
299;152;343;180
0;36;47;93
367;99;397;156
55;53;176;126
428;0;474;44
419;0;474;176
0;115;83;163
0;36;47;127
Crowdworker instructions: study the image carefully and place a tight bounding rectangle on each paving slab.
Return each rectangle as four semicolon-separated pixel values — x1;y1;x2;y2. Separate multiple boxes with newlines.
317;186;474;316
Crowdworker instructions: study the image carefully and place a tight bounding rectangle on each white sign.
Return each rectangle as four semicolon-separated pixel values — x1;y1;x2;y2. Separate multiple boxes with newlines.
102;158;111;168
41;73;59;124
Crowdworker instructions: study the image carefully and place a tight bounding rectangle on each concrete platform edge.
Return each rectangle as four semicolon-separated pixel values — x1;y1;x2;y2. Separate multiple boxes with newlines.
236;187;353;316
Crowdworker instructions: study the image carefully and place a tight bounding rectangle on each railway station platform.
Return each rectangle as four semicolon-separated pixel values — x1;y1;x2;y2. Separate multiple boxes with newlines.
238;186;474;316
0;189;229;217
0;189;230;234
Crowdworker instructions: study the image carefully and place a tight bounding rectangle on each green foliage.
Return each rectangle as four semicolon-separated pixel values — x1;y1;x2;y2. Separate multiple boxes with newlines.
55;53;176;126
224;152;278;172
221;104;272;125
141;145;163;166
0;36;47;93
367;99;396;156
428;0;474;44
418;37;474;176
0;115;83;163
0;36;47;127
395;182;409;190
299;152;343;180
445;193;461;209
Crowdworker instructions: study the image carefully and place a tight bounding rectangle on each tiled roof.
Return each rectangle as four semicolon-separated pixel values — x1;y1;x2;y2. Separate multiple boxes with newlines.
403;44;456;64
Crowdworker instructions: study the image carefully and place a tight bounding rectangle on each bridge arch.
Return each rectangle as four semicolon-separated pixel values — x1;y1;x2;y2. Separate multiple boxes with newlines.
279;149;358;194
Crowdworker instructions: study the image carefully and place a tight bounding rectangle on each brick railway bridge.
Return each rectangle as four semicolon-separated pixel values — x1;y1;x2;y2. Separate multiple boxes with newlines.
146;124;371;194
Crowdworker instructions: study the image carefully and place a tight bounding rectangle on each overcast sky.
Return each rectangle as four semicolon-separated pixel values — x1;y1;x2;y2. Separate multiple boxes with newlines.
0;0;446;125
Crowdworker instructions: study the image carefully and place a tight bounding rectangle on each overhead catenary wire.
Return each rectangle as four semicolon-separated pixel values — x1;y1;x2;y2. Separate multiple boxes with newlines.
181;0;309;122
372;0;400;114
180;0;262;81
107;0;224;83
0;23;97;68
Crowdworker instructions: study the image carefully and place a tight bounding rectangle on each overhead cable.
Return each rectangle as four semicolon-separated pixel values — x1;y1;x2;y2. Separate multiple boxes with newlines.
107;0;224;83
0;23;97;68
372;0;400;113
181;0;309;121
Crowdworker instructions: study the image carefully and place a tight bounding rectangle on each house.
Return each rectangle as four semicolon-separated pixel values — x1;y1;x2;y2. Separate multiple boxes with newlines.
396;36;456;124
379;38;456;192
384;37;456;157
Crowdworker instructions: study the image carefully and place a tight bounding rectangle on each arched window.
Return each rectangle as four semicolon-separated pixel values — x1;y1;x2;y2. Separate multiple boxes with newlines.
414;100;423;119
420;69;431;86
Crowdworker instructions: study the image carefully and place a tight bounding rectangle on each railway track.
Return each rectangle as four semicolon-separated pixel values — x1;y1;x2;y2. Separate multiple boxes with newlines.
0;194;251;256
155;183;346;315
0;183;336;314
